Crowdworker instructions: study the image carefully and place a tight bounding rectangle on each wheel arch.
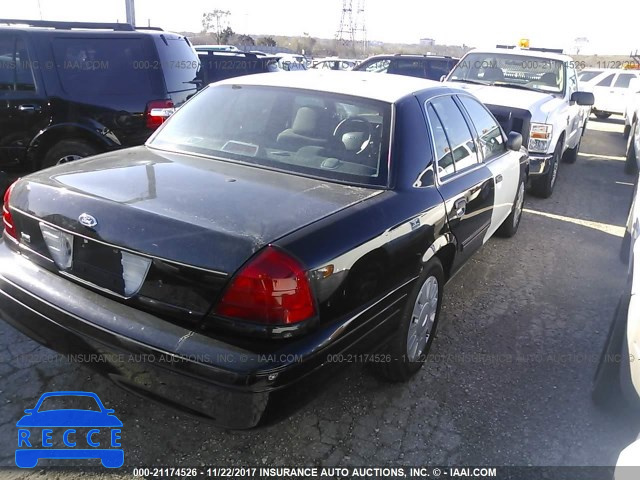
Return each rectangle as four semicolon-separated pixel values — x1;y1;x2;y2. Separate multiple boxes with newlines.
28;124;118;168
422;233;457;282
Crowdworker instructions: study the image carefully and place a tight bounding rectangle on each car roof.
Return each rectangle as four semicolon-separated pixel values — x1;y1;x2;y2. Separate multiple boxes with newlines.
216;70;451;103
0;23;182;39
464;47;573;62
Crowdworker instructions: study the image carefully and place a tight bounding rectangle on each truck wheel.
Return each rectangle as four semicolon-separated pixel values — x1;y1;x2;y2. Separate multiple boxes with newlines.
595;111;611;120
42;140;100;169
625;123;638;175
378;257;444;382
496;177;525;238
531;142;561;198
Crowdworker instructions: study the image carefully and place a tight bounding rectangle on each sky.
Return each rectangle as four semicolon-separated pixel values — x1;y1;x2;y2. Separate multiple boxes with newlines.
3;0;639;55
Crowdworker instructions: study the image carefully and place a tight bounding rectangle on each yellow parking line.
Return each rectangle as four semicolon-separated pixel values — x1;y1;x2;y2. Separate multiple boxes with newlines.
523;208;625;237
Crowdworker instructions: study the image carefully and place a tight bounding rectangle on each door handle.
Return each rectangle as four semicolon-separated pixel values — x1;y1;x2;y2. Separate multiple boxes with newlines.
453;198;466;218
495;174;503;184
17;104;41;112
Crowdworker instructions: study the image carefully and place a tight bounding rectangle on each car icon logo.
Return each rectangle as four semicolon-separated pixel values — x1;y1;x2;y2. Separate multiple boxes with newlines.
15;391;123;468
78;213;98;228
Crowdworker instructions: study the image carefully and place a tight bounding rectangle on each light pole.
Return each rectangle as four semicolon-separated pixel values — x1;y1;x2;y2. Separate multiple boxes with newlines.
125;0;136;26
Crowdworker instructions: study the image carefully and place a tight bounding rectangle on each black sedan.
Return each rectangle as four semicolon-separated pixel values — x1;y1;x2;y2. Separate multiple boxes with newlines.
0;72;528;428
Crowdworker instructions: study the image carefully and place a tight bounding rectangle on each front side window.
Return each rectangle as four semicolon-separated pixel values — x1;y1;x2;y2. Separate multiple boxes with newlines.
458;96;506;160
149;85;392;187
596;74;615;87
449;53;565;94
578;70;602;82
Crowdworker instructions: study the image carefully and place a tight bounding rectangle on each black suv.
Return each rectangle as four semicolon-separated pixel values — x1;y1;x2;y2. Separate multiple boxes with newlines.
353;54;458;81
195;49;280;86
0;19;199;171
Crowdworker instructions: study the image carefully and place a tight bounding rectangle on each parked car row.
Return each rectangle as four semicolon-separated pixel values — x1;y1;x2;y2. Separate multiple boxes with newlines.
0;19;199;172
1;54;529;427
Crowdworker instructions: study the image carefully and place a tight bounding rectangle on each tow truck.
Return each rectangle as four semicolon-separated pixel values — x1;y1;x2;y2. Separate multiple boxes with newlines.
446;39;594;198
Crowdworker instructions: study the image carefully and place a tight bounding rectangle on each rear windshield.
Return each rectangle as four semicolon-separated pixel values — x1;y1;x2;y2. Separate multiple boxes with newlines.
149;85;392;187
52;37;156;95
154;37;200;93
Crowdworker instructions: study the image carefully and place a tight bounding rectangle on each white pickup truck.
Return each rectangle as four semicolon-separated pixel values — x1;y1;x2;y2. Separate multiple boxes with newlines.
445;47;594;198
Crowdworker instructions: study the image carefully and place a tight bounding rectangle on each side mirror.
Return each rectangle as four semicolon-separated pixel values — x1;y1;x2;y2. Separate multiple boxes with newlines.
630;78;640;94
507;131;523;151
440;75;446;82
571;91;595;106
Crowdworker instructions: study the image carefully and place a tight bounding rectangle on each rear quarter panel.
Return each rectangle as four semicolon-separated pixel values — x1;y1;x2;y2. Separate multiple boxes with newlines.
275;94;449;337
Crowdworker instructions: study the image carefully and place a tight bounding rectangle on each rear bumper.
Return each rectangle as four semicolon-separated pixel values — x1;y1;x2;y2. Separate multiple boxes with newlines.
528;153;554;176
0;239;406;428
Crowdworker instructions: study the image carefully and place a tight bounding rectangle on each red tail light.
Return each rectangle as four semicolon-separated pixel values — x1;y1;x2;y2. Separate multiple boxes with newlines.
2;181;18;240
145;100;175;129
216;247;316;325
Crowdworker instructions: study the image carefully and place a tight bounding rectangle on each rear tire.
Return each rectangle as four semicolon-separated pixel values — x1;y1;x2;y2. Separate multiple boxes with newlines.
530;141;562;198
378;258;444;382
42;140;100;169
496;177;525;238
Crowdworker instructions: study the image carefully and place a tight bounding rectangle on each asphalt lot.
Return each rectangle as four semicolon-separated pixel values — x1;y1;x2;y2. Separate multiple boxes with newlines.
0;116;639;476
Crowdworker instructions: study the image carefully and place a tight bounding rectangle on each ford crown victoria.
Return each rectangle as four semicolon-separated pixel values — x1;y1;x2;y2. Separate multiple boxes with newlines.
0;72;528;428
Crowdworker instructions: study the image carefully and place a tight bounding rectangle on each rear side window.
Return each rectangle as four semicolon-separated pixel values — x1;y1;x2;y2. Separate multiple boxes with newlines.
0;35;35;92
458;95;506;160
596;74;614;87
155;37;199;93
52;37;155;95
428;96;480;178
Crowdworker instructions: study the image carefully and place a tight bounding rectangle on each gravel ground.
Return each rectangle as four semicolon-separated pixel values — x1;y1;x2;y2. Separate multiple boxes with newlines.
0;116;638;478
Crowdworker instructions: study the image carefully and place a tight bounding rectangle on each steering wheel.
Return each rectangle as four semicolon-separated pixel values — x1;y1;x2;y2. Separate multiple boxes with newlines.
333;117;373;155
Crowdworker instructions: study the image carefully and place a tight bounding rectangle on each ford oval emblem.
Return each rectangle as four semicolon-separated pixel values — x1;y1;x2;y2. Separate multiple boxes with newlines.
78;213;98;228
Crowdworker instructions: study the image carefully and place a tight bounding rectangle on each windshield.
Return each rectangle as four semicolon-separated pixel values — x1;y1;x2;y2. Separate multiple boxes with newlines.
449;52;565;94
149;85;392;187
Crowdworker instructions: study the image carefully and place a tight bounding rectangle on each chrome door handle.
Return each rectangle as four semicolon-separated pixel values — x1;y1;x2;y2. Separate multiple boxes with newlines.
453;198;466;218
17;104;41;112
495;174;503;184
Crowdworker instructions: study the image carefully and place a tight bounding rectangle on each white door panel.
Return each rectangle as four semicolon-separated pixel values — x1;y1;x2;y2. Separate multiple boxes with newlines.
483;151;520;240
